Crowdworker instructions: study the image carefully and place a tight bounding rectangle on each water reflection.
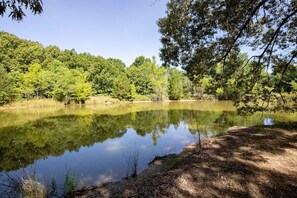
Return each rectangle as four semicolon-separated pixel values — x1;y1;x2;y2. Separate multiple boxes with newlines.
0;103;295;190
264;117;274;126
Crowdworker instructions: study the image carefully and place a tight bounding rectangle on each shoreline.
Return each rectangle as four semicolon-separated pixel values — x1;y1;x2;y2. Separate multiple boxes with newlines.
0;98;217;111
75;124;297;198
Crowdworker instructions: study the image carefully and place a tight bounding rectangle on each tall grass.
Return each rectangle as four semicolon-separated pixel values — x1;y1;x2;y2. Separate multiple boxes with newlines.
85;95;120;105
0;169;79;198
123;151;139;178
1;95;120;109
63;171;76;197
49;178;58;198
2;99;63;109
0;169;47;198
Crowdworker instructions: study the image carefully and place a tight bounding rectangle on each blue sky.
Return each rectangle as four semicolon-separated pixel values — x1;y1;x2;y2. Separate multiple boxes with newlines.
1;0;169;66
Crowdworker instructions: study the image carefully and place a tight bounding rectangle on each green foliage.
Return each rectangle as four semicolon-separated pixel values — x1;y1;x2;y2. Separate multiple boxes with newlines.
49;178;58;198
168;69;183;100
64;172;76;197
216;88;224;100
112;75;131;100
0;0;43;21
74;81;92;104
107;58;126;71
291;81;297;91
127;57;154;95
149;61;168;100
182;75;194;99
130;83;137;101
0;32;196;105
131;56;147;67
21;63;53;98
52;68;91;104
158;0;297;112
92;65;122;95
196;76;212;98
0;65;20;104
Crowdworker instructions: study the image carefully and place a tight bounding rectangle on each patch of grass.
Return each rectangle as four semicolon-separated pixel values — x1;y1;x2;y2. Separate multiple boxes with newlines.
163;157;181;170
132;94;152;101
3;99;62;108
85;95;120;105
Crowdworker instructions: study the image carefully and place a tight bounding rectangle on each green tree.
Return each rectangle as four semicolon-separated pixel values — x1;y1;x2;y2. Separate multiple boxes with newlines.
131;56;146;67
112;75;131;100
0;0;43;21
107;58;126;71
130;83;137;101
149;61;168;100
73;80;92;104
158;0;297;112
168;69;183;100
291;81;297;91
52;67;91;104
0;65;19;104
195;76;212;99
182;75;193;99
127;57;154;95
94;66;121;94
21;63;52;99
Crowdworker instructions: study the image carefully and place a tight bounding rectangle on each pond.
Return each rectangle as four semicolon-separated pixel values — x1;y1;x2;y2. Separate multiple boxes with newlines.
0;101;295;195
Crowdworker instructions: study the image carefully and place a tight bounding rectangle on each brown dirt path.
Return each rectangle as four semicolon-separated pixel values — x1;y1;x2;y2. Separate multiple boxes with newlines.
76;124;297;198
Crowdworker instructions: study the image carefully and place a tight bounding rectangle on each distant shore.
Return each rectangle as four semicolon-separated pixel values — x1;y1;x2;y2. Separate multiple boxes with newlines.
0;97;209;111
75;124;297;198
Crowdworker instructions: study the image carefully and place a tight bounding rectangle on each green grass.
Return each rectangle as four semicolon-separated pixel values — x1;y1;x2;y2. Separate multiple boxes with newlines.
85;95;120;105
1;96;121;109
163;157;180;170
133;94;152;101
2;99;63;108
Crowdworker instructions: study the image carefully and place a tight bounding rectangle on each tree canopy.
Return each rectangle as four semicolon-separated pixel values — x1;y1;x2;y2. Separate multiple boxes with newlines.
0;0;43;21
158;0;297;113
0;32;195;105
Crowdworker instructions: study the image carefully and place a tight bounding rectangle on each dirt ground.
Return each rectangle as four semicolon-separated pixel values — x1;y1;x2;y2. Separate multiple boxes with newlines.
75;123;297;198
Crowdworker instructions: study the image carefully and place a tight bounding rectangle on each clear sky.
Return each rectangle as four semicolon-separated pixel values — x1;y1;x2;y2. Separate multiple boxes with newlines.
1;0;169;66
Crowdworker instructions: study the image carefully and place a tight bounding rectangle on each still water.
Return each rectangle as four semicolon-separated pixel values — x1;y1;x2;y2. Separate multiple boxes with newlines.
0;101;295;192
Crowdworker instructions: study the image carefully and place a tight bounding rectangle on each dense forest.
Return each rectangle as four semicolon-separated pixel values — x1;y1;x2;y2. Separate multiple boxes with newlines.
0;32;191;105
0;32;296;109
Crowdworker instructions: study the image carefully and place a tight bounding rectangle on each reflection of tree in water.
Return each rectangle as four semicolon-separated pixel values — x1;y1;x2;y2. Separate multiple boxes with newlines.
213;111;266;127
0;110;272;172
183;111;268;137
183;111;224;136
168;110;183;129
131;111;171;145
0;111;174;171
0;114;128;172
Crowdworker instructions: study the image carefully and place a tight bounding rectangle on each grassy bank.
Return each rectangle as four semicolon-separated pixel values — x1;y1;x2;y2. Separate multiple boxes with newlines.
0;96;121;110
0;96;202;110
75;123;297;198
0;99;64;109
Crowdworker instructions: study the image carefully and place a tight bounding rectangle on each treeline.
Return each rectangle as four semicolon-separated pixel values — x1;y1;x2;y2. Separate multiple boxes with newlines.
0;32;195;105
1;32;296;106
